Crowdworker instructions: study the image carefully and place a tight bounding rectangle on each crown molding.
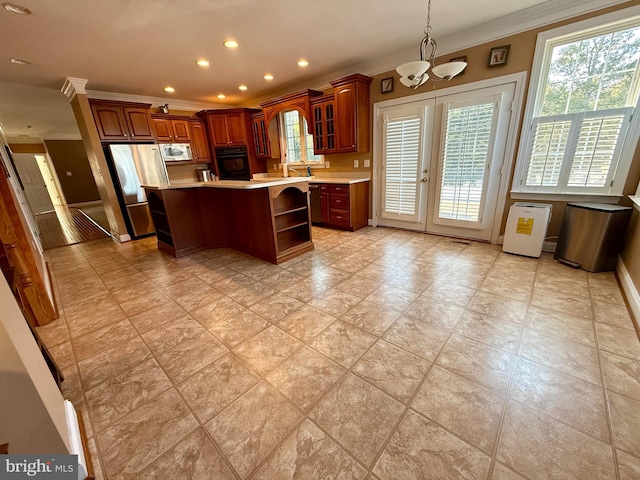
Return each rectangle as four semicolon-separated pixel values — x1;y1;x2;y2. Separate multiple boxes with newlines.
248;0;630;103
85;89;226;112
61;77;88;100
7;133;82;143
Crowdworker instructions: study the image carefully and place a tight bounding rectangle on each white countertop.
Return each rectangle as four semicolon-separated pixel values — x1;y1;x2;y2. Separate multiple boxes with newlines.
143;176;371;191
143;177;309;191
309;177;370;185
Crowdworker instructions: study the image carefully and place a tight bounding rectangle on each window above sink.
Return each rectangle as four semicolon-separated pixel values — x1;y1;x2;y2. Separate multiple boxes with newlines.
279;110;323;166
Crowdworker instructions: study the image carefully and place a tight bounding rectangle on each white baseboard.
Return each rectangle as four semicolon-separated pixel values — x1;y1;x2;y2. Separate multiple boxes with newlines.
110;231;131;243
617;256;640;324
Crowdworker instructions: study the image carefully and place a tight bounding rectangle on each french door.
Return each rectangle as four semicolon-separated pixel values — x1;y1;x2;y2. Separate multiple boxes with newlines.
377;82;515;241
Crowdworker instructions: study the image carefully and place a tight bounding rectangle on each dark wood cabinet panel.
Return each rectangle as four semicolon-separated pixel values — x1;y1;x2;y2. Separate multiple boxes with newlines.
208;115;230;146
226;113;247;145
251;113;271;159
145;183;313;263
90;103;130;141
153;118;173;142
171;120;191;142
206;112;250;146
89;100;154;142
312;95;336;155
329;74;372;153
316;181;369;231
189;121;211;162
124;108;155;140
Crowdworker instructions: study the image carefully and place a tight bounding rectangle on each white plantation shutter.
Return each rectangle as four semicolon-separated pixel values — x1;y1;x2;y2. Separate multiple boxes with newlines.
526;116;572;187
524;107;631;191
436;100;496;224
382;115;421;220
568;109;631;187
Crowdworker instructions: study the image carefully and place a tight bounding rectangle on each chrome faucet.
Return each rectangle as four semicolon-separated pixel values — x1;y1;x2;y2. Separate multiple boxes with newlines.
288;167;303;177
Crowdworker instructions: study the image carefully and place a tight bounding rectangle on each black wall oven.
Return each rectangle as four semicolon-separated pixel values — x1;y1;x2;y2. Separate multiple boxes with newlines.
215;146;251;180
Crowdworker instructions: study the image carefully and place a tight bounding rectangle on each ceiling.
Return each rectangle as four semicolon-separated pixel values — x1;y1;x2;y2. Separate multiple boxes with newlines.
0;0;623;141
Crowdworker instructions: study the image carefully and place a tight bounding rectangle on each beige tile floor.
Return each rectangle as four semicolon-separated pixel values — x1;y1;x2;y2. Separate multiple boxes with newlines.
37;226;640;480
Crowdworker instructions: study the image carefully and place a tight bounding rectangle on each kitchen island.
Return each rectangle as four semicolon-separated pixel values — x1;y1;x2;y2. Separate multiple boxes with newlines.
143;178;313;263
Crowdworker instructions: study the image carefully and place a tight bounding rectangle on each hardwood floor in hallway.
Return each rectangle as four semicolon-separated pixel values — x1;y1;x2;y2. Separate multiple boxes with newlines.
36;205;109;249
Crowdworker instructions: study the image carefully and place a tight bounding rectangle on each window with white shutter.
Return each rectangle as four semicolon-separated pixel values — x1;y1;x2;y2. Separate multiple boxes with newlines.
435;100;496;224
513;9;640;196
381;115;422;220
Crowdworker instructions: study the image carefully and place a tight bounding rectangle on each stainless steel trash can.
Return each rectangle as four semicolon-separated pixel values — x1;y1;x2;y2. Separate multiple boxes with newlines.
554;203;632;272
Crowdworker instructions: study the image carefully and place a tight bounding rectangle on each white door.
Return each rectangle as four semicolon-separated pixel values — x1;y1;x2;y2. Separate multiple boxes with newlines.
375;83;515;241
427;84;515;241
13;153;55;214
377;100;434;231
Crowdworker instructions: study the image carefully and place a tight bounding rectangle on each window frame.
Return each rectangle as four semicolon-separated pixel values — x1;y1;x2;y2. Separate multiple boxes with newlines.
511;5;640;199
278;110;323;166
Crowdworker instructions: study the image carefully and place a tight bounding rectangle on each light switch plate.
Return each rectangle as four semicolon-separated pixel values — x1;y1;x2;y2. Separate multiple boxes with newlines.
66;171;72;176
354;160;359;168
325;161;330;168
364;159;371;168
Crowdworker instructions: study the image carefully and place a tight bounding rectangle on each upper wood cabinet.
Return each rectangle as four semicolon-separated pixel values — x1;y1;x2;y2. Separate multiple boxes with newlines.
152;117;191;143
203;109;256;147
260;90;323;135
311;94;337;155
251;113;271;159
89;100;155;142
329;74;372;153
189;120;211;162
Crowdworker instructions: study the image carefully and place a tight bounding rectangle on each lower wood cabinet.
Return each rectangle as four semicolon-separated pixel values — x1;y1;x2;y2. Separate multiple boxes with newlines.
317;181;369;231
145;184;313;263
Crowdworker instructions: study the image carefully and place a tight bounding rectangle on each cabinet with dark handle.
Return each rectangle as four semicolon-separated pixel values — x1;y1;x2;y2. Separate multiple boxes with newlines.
315;181;369;231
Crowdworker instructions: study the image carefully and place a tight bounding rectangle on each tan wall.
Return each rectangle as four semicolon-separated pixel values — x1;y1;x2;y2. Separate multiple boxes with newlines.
44;140;100;205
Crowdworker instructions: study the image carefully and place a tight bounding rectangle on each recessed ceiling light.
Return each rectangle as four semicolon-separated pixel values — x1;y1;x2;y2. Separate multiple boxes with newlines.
10;58;31;65
196;59;210;67
164;86;175;93
217;94;226;99
238;85;248;91
298;59;309;67
264;74;274;81
3;2;32;14
224;40;238;48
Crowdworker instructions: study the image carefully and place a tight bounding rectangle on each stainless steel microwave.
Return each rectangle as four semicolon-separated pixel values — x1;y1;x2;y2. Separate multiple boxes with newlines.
160;143;192;161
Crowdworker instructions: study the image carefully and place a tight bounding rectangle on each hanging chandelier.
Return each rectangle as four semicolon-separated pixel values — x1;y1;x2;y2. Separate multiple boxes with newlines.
396;0;467;89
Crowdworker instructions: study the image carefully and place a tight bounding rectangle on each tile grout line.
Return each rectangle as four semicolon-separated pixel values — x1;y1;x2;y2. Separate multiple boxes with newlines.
588;272;622;480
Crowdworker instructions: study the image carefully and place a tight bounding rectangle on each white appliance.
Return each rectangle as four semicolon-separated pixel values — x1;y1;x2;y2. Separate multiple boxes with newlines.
503;202;552;257
160;143;192;161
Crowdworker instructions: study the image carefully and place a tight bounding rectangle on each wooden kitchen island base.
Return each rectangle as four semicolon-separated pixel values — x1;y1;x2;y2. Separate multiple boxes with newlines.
144;180;314;264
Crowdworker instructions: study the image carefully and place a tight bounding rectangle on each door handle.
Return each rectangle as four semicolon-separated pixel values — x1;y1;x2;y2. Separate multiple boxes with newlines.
421;178;428;182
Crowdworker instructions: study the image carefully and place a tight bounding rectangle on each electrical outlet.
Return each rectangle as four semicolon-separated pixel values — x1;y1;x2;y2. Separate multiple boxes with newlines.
364;159;371;168
354;160;359;168
66;171;72;176
325;161;330;168
273;164;277;170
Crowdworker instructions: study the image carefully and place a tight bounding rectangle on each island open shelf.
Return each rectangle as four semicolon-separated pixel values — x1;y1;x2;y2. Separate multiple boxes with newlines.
144;180;313;264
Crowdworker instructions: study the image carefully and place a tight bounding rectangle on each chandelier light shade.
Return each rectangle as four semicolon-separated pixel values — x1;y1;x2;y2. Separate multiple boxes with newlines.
396;0;467;89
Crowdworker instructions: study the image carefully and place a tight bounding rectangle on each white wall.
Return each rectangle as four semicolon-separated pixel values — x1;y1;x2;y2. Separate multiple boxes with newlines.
0;274;71;454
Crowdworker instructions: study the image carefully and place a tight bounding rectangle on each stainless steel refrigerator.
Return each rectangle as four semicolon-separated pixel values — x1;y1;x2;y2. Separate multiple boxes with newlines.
105;144;169;238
